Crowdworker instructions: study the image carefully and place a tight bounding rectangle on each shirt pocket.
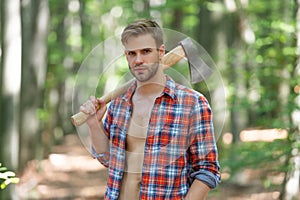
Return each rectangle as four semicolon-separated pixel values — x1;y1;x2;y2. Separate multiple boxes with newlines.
145;123;188;168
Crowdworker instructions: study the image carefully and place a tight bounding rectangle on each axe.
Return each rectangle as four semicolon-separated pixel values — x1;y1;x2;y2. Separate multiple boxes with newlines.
71;37;212;126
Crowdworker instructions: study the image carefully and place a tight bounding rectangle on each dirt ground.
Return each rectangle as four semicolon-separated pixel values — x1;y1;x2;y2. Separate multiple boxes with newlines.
15;134;285;200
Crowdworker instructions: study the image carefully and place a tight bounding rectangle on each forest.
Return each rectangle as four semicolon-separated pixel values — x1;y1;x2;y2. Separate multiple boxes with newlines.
0;0;299;199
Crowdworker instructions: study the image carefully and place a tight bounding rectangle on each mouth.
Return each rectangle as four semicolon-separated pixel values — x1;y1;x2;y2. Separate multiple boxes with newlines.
135;67;146;71
133;65;147;72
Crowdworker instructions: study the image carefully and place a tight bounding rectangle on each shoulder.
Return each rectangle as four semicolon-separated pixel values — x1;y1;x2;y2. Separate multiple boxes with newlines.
174;82;208;104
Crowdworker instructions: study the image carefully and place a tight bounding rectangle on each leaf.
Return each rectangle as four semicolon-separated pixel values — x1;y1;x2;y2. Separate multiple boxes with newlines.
10;177;20;184
0;177;19;190
0;182;6;190
0;171;16;180
0;167;7;172
4;171;16;177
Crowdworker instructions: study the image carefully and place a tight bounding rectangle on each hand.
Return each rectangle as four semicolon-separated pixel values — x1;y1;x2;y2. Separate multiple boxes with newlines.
80;96;107;127
184;180;210;200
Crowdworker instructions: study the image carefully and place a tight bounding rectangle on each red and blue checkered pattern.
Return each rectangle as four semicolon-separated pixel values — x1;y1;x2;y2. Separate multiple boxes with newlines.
99;76;220;200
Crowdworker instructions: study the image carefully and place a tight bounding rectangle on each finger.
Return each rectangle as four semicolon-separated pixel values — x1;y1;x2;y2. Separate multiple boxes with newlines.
97;98;106;107
89;96;97;107
89;96;102;112
80;100;96;115
89;96;101;110
90;96;96;102
80;105;90;114
96;98;107;111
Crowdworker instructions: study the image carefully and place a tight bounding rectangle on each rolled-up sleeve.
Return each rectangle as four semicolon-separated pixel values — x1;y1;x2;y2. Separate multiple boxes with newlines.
91;146;110;167
190;164;221;188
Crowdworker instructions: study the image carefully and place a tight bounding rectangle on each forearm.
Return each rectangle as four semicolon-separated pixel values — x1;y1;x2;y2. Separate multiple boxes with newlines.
80;96;109;154
185;179;210;200
88;121;109;154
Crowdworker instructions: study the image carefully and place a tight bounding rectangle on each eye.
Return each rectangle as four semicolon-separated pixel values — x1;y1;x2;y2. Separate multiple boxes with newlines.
126;51;136;56
141;48;152;55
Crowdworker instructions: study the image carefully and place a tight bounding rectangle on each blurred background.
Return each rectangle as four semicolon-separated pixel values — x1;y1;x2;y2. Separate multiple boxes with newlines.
0;0;299;199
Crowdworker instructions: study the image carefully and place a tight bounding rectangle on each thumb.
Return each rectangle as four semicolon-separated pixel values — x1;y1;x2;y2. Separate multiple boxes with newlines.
95;98;107;120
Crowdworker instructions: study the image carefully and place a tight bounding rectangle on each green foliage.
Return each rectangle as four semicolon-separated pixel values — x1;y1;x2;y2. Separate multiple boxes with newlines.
225;0;297;129
222;139;291;170
0;163;19;190
220;138;292;188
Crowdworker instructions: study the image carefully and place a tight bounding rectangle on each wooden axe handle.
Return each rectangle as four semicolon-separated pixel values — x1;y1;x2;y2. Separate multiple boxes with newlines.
71;45;186;126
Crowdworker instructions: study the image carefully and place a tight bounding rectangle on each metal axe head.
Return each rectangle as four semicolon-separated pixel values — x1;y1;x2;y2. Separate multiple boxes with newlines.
179;38;213;84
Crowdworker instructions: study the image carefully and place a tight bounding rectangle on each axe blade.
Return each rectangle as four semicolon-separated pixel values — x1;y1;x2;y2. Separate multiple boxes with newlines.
179;38;213;84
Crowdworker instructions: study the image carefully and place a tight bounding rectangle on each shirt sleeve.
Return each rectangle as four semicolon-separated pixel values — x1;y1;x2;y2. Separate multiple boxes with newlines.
188;94;221;189
91;102;114;167
91;146;109;168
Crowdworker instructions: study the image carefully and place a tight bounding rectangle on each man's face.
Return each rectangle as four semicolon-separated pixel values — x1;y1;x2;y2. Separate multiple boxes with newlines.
124;34;164;82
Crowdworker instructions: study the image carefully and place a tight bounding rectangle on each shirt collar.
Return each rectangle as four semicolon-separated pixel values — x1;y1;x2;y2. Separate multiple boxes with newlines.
122;75;176;102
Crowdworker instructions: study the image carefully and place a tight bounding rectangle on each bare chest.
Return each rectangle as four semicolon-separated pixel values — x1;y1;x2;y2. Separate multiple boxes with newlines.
126;96;153;163
127;96;155;138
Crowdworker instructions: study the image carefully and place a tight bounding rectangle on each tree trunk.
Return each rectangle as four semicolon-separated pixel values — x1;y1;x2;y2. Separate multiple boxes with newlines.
0;0;22;198
171;8;183;31
230;0;250;142
43;0;69;153
19;0;49;170
0;0;22;171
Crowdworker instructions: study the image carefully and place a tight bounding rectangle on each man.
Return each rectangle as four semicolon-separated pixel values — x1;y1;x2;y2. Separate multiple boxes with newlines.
80;19;221;200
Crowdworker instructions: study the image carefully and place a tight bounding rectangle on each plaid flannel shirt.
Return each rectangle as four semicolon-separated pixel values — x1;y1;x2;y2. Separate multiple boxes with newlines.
96;76;220;200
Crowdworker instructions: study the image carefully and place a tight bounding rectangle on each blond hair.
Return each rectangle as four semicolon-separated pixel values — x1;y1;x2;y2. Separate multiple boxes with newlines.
121;19;163;48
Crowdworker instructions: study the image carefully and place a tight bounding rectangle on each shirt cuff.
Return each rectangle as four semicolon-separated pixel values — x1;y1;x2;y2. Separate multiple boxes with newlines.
91;146;109;167
190;170;221;189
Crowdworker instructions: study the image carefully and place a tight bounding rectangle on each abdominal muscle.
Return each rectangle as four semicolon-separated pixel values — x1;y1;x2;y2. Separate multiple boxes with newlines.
118;119;148;200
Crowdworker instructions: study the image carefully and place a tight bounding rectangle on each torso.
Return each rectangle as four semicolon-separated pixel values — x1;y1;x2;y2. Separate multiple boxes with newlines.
118;94;156;200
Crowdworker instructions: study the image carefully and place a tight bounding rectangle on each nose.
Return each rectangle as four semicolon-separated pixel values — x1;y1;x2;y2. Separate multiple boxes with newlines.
134;53;143;66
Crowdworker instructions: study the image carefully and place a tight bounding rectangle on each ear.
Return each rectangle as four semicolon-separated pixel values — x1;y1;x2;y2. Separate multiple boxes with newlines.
124;50;129;61
158;44;165;60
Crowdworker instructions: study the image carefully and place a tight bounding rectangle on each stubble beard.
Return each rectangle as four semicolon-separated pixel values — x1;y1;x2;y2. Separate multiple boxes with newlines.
130;62;160;82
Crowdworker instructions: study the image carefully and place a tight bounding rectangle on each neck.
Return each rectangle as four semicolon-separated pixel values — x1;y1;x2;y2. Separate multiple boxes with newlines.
135;71;166;97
